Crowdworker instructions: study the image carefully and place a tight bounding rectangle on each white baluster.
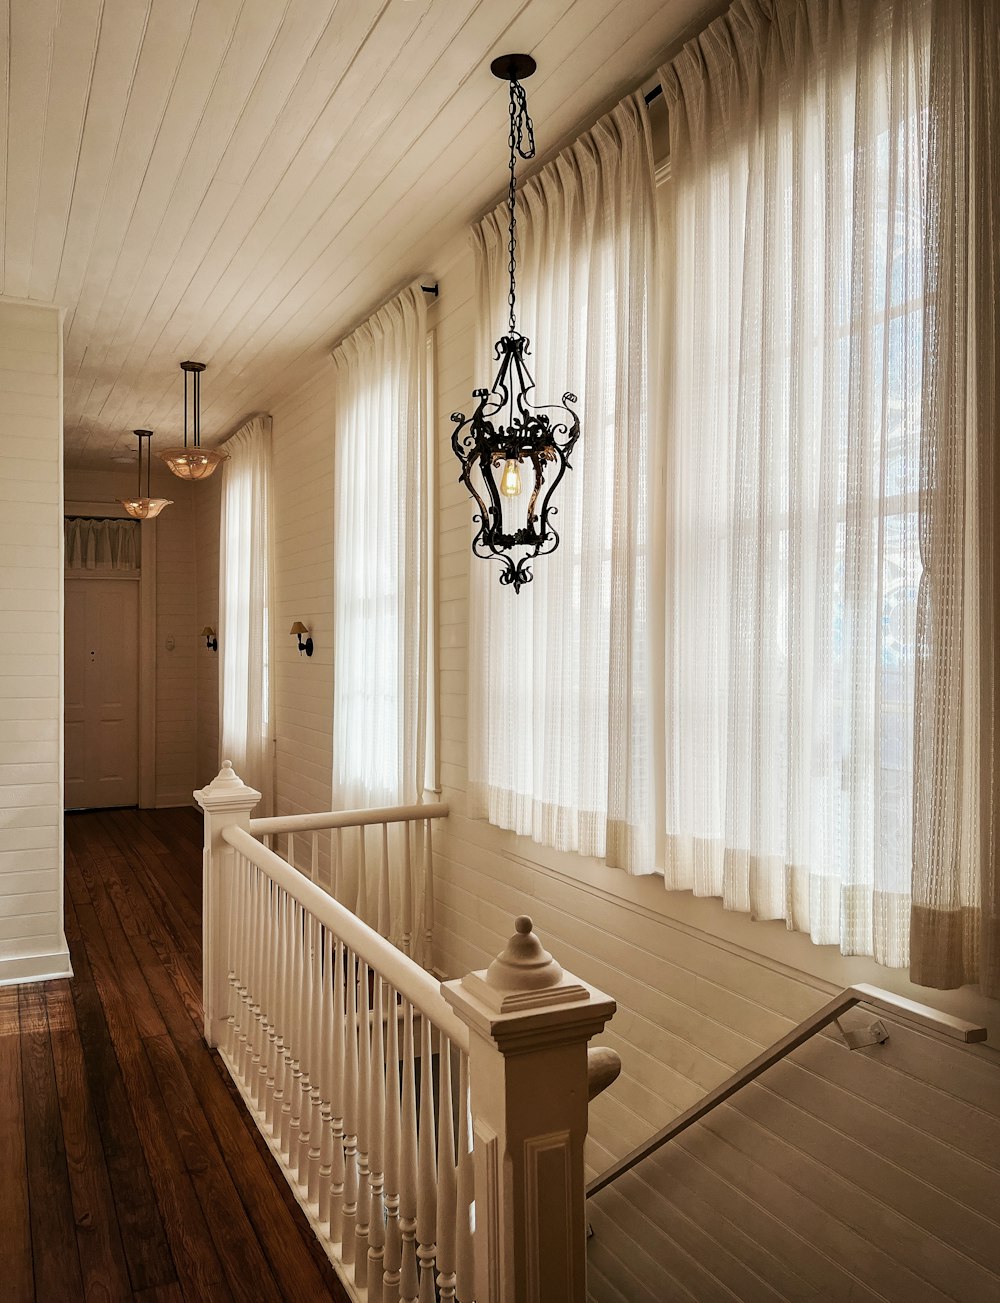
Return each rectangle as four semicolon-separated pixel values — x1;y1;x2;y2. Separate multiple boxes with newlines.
383;985;402;1303
401;823;414;958
454;1054;475;1303
355;826;368;924
368;974;387;1303
270;887;288;1140
333;827;344;904
234;857;252;1083
296;909;314;1187
278;891;296;1157
341;947;359;1264
307;915;324;1204
328;937;347;1243
287;831;295;873
263;880;279;1130
400;1000;419;1303
287;902;305;1175
248;867;265;1107
355;960;372;1287
318;926;335;1225
416;1013;438;1303
435;1035;457;1302
311;830;320;885
378;823;391;940
420;820;434;970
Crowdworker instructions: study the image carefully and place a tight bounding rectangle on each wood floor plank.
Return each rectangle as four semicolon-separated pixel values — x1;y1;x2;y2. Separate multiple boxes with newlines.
96;830;346;1300
18;982;86;1302
74;891;235;1302
0;986;33;1303
43;979;133;1302
64;891;179;1294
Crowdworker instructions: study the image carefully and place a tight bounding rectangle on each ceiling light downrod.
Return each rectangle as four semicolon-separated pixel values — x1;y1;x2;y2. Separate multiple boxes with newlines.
159;361;228;480
450;53;579;593
117;430;173;519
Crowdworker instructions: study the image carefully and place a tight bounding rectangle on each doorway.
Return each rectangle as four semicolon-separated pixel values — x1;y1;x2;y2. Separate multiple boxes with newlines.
65;576;140;809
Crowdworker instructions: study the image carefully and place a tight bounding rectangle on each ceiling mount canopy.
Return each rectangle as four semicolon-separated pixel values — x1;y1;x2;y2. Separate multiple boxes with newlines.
450;53;580;593
117;430;173;519
158;361;228;481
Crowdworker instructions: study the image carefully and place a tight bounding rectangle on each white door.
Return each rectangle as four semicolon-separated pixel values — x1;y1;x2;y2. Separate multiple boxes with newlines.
65;578;140;809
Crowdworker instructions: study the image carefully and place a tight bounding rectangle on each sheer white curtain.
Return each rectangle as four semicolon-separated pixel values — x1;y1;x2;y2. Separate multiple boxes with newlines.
660;0;930;964
331;283;428;808
219;415;273;813
911;0;1000;994
468;95;656;873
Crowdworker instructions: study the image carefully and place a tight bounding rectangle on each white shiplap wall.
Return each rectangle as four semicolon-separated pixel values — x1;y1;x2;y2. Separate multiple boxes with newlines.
0;298;70;984
233;226;1000;1300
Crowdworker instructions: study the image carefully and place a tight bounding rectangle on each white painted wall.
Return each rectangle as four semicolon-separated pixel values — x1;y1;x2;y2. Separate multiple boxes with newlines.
0;298;71;984
201;225;1000;1300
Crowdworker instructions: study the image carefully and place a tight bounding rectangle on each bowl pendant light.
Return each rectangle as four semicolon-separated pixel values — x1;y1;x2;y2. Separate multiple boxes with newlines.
158;361;228;480
450;54;580;593
117;430;173;519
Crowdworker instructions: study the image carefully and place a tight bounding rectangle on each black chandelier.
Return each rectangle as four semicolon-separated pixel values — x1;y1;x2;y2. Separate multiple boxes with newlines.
450;53;580;593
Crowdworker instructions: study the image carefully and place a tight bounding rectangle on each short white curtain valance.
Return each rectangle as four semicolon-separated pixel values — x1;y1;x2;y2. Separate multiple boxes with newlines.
64;516;139;571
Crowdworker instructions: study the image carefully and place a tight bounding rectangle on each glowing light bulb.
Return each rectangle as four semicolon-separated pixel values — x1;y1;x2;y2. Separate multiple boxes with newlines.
500;458;522;498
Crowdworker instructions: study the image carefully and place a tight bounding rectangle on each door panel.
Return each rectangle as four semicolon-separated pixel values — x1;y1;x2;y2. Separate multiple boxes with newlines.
64;578;139;809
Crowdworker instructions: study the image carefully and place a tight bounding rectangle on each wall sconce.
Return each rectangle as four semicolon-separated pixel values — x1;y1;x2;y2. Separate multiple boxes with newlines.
290;621;313;657
201;626;218;652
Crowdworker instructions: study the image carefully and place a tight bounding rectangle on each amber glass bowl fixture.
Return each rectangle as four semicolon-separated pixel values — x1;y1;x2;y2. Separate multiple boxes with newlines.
159;360;227;481
117;429;173;519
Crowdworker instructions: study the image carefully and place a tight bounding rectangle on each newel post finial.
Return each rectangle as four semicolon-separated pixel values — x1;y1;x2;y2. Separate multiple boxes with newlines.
443;916;616;1303
194;762;261;1046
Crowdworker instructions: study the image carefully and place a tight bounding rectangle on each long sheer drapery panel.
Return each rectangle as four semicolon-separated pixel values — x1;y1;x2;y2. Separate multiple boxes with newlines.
911;1;1000;994
331;284;428;809
220;415;274;814
468;94;656;874
64;516;139;571
659;0;931;964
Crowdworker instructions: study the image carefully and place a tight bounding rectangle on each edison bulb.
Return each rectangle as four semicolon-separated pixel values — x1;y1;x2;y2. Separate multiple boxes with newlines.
500;458;522;498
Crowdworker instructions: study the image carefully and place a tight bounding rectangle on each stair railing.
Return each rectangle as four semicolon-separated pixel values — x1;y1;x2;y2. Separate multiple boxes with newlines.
197;762;617;1303
587;980;988;1199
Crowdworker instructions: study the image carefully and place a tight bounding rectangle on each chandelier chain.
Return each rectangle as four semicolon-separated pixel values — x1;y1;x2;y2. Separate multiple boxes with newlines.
507;78;535;336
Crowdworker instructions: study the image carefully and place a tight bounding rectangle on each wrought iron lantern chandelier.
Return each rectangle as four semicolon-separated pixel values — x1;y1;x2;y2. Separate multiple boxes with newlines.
450;53;579;593
159;361;227;480
117;429;173;519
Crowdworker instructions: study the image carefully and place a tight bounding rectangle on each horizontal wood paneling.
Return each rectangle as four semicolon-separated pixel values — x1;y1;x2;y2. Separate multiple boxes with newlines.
0;298;69;984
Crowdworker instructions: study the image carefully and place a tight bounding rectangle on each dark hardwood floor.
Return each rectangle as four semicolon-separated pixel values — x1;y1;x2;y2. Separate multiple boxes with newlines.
1;806;350;1302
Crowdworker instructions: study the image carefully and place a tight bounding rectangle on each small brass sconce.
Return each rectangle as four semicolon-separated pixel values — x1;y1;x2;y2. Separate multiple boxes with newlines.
290;621;313;657
200;626;218;651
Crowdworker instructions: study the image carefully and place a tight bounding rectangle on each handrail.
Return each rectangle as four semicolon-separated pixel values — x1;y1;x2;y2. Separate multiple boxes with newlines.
249;801;449;836
586;982;987;1198
222;823;470;1054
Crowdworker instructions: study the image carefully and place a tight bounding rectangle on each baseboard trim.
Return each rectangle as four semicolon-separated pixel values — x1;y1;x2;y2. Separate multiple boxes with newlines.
0;945;73;987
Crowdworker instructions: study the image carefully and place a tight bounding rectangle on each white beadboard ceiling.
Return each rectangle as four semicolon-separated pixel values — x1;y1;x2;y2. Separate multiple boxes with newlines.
3;0;712;466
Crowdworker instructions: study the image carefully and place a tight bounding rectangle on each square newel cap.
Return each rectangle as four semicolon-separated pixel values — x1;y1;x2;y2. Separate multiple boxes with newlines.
442;916;616;1054
194;760;262;814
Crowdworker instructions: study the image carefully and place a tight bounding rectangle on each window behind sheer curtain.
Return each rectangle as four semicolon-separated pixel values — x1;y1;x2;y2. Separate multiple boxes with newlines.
468;95;656;873
219;415;273;813
659;0;931;964
331;284;429;808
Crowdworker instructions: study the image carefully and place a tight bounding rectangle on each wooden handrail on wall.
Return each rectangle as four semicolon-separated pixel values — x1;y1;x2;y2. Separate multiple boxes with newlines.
586;983;988;1199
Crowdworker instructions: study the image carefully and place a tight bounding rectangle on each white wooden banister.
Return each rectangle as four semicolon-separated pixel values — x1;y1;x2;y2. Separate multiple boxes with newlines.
586;981;988;1199
198;763;616;1303
249;801;449;835
222;823;469;1053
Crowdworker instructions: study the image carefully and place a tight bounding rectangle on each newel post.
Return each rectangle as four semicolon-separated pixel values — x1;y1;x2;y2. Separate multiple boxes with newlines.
442;916;616;1303
194;761;261;1047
